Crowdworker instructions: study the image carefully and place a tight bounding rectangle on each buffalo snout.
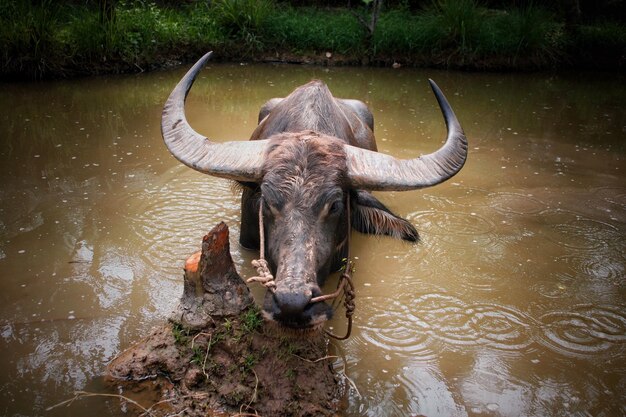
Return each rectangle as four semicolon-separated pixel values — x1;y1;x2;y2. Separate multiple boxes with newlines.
273;286;313;314
262;283;333;329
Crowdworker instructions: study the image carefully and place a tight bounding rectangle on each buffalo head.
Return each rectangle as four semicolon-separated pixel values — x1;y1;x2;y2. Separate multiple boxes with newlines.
161;52;468;330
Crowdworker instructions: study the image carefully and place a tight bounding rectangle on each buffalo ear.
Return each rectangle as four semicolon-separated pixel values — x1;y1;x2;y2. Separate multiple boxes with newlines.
350;190;419;242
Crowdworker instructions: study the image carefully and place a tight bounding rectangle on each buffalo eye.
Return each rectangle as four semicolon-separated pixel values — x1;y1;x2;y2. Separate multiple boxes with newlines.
260;184;284;215
263;199;278;216
328;200;343;216
260;196;280;218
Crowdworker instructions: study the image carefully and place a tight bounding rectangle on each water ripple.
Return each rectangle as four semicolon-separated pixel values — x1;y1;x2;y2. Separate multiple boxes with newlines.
360;303;434;360
531;278;573;299
489;192;547;215
409;210;496;247
593;186;626;208
411;294;532;350
541;209;619;251
429;185;492;208
469;304;532;350
128;169;239;271
537;305;626;357
396;366;468;417
362;294;626;360
558;253;625;285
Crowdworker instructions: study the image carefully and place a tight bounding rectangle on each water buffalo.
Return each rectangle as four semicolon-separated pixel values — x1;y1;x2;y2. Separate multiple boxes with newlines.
161;52;468;330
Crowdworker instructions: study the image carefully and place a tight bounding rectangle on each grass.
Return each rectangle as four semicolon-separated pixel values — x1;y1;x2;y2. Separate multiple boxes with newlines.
191;345;207;366
265;7;365;56
0;0;62;78
213;0;273;38
241;305;263;333
242;352;259;371
177;306;262;372
172;322;191;345
0;0;227;78
373;1;568;68
0;0;623;79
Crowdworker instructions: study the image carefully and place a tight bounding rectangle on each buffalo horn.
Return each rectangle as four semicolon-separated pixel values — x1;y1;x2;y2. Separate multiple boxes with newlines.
345;79;468;191
161;51;268;182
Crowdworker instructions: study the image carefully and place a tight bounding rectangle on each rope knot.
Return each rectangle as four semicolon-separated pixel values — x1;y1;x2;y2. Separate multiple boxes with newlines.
247;258;275;290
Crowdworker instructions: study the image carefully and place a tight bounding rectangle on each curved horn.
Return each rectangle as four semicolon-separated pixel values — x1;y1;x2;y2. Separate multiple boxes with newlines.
345;79;468;191
161;51;269;182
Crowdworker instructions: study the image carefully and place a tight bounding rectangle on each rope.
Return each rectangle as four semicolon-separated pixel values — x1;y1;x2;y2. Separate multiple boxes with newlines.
321;194;355;340
247;194;355;340
246;200;276;291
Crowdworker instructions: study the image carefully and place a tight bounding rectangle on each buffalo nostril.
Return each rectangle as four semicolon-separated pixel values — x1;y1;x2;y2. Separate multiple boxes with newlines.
273;289;312;315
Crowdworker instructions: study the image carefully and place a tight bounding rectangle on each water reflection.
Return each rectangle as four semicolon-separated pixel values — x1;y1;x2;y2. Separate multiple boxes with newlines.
0;64;624;416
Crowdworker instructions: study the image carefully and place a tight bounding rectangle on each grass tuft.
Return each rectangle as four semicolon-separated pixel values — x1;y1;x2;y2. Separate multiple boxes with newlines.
172;322;191;345
241;306;263;333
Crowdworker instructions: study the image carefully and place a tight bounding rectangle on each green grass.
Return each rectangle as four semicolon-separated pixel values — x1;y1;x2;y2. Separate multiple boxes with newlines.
172;322;191;345
213;0;273;37
0;0;227;77
190;345;207;366
242;352;259;371
0;0;622;79
0;0;63;78
427;0;484;55
373;1;566;68
481;6;566;66
265;7;365;55
241;306;263;333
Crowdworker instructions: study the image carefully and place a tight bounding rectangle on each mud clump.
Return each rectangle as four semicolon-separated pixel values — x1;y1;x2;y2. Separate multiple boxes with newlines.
105;223;343;416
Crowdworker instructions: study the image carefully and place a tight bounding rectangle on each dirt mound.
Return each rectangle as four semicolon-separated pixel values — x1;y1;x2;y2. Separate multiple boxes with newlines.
105;223;343;416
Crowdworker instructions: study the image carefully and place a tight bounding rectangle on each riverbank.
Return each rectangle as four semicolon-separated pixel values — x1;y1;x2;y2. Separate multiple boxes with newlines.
1;1;624;80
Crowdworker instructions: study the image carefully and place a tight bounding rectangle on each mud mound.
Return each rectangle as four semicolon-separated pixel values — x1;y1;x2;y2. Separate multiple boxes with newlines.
105;223;343;416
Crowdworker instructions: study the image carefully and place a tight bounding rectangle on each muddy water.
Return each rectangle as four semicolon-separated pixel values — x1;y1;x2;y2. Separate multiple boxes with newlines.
0;63;624;416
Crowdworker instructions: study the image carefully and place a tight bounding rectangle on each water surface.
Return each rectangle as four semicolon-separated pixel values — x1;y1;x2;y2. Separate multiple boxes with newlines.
0;63;624;416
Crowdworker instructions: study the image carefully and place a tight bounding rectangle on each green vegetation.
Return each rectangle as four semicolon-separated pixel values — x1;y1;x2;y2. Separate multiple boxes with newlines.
241;352;259;371
174;305;263;377
241;305;263;333
265;7;364;56
1;0;623;79
181;309;261;380
372;2;568;68
172;322;191;345
190;344;207;366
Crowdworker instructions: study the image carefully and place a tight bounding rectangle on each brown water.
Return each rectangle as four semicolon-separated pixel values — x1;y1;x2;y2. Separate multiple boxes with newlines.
0;63;624;417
